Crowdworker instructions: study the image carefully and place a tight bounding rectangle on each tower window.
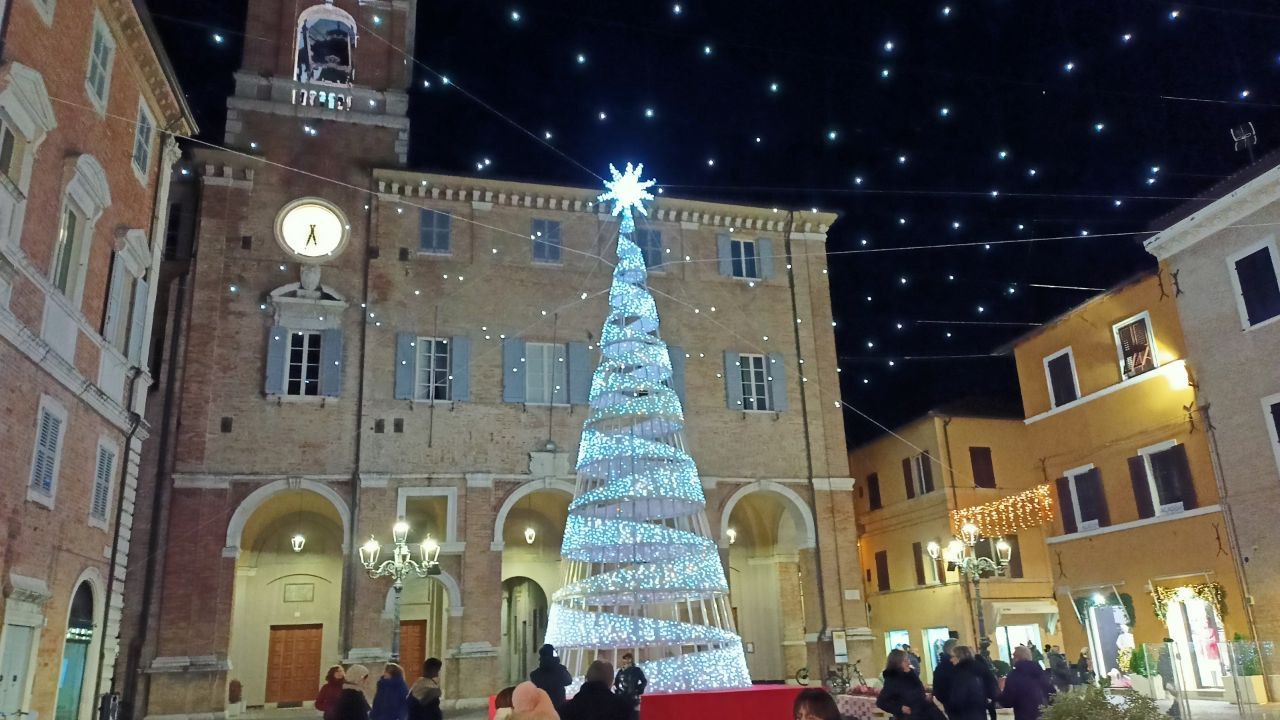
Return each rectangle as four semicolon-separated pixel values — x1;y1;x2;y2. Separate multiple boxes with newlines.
295;5;357;86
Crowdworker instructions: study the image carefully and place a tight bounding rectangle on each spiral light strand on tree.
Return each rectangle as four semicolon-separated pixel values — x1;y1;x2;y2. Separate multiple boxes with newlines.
544;164;751;693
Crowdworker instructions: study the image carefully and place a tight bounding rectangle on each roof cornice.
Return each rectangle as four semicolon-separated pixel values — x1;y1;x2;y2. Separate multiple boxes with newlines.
372;169;837;237
103;0;196;135
1144;162;1280;260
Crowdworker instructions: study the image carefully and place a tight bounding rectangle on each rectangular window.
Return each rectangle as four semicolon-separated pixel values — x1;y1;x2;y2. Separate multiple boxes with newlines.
1265;395;1280;478
51;207;82;295
633;228;663;268
970;447;996;488
286;331;323;396
0;121;25;184
914;541;940;586
29;402;64;499
867;472;882;510
163;203;182;260
132;102;154;178
90;442;115;523
525;342;568;404
974;535;1023;578
100;254;129;350
1139;441;1193;515
1229;243;1280;328
414;336;451;401
913;453;935;495
1044;348;1079;408
86;12;115;109
1065;466;1107;532
1113;312;1158;380
418;209;451;254
875;550;890;592
730;238;759;279
738;353;771;411
532;218;562;263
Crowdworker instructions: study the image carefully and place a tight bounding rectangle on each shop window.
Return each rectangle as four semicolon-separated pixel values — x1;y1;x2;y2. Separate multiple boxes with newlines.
295;5;356;85
867;472;882;510
1044;348;1080;408
969;447;996;488
874;550;890;592
1113;311;1158;380
885;629;910;656
1129;441;1196;518
1228;241;1280;328
1056;465;1109;534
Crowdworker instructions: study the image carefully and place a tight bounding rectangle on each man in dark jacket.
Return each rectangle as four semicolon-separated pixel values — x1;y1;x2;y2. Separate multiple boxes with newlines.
931;639;959;706
1048;647;1072;694
944;646;998;720
529;643;573;711
1157;638;1182;719
561;660;630;720
998;646;1055;720
613;652;647;717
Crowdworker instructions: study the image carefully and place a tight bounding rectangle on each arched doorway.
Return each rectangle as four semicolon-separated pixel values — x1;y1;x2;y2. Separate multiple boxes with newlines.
496;484;570;685
724;489;813;682
393;576;454;683
227;488;345;708
54;582;95;720
501;578;548;686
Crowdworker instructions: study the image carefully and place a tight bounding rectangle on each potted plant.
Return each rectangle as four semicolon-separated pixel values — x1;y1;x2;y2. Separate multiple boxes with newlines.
1124;645;1166;701
1042;685;1163;720
1225;633;1268;705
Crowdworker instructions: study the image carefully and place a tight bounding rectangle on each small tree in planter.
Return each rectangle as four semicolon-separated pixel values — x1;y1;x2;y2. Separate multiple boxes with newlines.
1226;633;1268;705
1125;645;1165;701
1042;685;1163;720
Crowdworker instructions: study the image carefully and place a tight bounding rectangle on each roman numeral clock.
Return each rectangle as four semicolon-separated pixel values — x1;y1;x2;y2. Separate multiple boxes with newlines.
274;197;350;291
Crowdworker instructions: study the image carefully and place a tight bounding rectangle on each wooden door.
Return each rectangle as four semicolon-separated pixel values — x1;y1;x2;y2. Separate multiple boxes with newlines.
265;624;323;705
399;621;427;683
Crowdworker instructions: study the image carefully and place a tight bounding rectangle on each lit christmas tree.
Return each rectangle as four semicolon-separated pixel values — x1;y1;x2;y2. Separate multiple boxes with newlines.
544;163;751;692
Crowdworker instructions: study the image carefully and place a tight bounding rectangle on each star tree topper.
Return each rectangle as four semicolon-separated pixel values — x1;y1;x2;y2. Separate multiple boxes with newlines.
598;162;656;234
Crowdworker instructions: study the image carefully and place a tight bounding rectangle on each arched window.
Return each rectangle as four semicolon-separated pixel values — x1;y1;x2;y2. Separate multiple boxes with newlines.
294;4;357;86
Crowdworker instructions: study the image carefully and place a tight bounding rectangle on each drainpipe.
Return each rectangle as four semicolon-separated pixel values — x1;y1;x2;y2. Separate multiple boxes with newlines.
781;211;839;669
1198;399;1268;693
94;365;144;711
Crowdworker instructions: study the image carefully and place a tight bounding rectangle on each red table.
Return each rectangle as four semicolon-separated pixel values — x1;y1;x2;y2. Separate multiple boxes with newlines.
640;684;804;720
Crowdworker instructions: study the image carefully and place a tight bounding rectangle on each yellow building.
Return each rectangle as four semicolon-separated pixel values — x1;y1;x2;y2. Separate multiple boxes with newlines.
1007;271;1250;697
848;402;1061;682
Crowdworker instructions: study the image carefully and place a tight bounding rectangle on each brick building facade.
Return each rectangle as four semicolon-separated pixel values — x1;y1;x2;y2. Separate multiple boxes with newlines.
0;1;192;720
119;1;867;715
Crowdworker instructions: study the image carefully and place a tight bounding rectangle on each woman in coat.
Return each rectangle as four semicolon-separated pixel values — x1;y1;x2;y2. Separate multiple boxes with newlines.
405;659;442;720
560;660;631;720
944;646;999;720
369;663;409;720
877;650;944;720
335;665;372;720
316;666;345;720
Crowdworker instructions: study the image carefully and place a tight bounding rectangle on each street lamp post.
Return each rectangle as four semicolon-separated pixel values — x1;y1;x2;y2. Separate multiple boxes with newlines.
928;522;1013;646
358;519;442;662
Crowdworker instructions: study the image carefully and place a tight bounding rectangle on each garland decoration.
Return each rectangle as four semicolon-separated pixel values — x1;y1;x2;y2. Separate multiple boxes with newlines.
1151;583;1227;623
951;484;1054;538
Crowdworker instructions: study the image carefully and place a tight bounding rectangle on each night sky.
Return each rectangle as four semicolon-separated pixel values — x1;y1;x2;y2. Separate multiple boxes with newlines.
145;0;1278;444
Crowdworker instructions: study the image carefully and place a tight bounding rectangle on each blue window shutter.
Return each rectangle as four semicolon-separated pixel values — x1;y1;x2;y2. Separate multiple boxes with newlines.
319;329;344;397
450;335;471;402
768;352;788;411
395;332;416;400
758;238;776;279
723;351;742;409
668;344;686;404
568;341;590;405
265;326;286;395
717;235;733;276
503;337;527;403
127;278;149;365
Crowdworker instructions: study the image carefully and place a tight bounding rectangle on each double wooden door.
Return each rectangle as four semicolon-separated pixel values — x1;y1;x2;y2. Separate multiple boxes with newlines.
265;624;323;705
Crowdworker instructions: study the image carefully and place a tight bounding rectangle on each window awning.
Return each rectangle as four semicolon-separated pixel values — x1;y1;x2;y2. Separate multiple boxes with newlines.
985;599;1062;633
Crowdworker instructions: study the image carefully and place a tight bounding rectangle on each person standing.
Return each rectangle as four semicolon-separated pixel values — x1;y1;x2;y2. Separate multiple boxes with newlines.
877;650;945;720
943;646;998;720
1048;647;1072;694
370;663;409;720
904;645;922;675
406;658;442;720
997;646;1055;720
561;660;631;720
529;643;573;711
1157;638;1182;718
612;652;647;717
316;665;346;720
336;665;373;720
931;638;959;706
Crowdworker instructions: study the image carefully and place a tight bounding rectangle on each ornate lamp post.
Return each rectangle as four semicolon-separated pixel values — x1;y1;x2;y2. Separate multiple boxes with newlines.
359;519;441;662
928;522;1013;645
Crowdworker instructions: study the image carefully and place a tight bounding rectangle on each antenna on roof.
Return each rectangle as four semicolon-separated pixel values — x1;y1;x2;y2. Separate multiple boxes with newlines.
1232;122;1257;163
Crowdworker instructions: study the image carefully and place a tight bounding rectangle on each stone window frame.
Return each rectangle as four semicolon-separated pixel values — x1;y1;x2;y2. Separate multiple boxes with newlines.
27;394;67;509
1111;310;1160;381
1135;439;1185;517
48;154;111;311
729;237;760;280
1062;463;1099;533
1225;236;1280;332
130;96;155;186
1261;391;1280;483
1042;346;1081;409
0;62;57;250
84;10;116;115
395;486;463;552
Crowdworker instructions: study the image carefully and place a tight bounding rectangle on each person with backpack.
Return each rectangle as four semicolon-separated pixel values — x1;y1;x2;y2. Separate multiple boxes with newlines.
943;645;998;720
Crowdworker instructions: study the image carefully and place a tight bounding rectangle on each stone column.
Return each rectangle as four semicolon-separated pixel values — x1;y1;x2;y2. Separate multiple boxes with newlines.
453;475;501;706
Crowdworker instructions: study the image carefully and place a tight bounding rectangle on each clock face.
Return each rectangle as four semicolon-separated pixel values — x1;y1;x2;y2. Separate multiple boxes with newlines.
275;198;349;260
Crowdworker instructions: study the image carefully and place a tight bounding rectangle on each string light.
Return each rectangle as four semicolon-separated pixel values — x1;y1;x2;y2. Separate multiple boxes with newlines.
950;484;1054;537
